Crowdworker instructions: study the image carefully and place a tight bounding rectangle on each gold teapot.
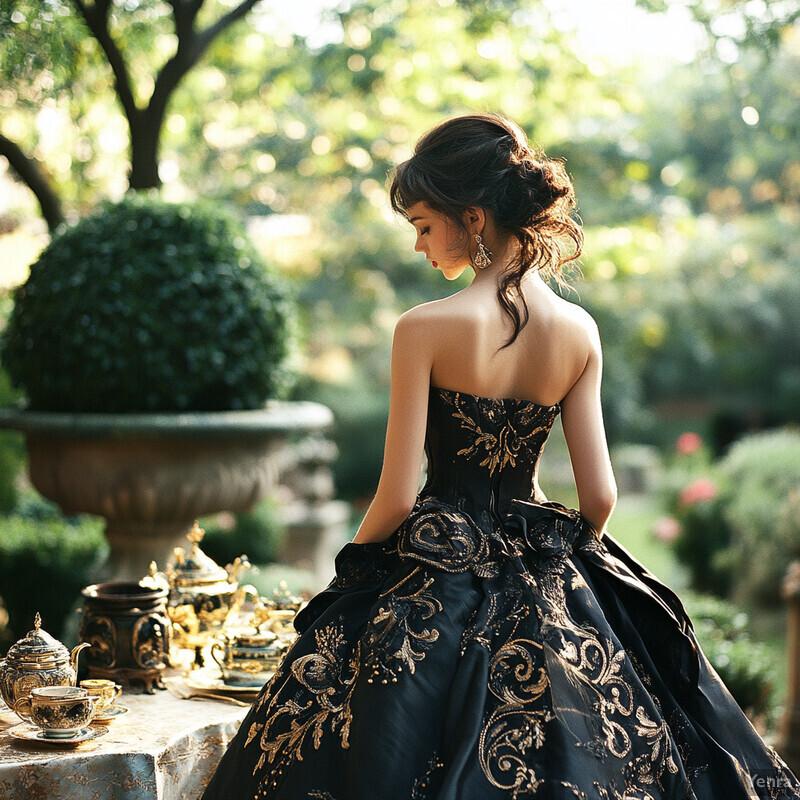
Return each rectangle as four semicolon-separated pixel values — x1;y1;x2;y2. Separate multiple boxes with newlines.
0;613;90;709
150;522;253;652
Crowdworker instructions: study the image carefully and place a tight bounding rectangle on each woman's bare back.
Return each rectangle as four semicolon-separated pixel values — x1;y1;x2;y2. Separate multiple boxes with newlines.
417;274;594;407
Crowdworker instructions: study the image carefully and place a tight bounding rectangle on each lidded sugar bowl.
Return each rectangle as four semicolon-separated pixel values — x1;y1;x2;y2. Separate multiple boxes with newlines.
0;613;89;708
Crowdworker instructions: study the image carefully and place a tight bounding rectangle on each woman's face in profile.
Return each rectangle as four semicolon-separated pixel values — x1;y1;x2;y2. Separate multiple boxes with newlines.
406;201;471;281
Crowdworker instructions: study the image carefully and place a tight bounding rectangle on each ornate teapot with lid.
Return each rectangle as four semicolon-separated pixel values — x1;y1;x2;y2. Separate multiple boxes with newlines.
0;613;89;708
153;521;253;652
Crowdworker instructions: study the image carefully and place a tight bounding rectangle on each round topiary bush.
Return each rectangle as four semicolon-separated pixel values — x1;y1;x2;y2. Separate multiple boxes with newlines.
1;194;295;412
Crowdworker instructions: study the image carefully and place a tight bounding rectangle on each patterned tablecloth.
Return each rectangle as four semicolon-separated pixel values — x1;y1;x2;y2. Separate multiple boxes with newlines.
0;688;248;800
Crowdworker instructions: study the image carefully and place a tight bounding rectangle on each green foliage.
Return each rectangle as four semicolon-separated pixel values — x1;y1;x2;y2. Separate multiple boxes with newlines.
672;496;733;598
718;428;800;606
310;381;390;502
682;592;775;721
636;0;800;54
0;1;116;212
659;440;734;597
0;504;107;641
578;210;800;445
0;367;24;513
199;496;286;566
662;427;800;607
1;194;296;412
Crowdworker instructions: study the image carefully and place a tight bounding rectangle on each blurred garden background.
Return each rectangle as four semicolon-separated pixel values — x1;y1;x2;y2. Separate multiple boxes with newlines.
0;0;799;736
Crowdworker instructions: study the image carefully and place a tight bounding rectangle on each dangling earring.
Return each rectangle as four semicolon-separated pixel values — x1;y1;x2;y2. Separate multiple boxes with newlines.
473;234;492;270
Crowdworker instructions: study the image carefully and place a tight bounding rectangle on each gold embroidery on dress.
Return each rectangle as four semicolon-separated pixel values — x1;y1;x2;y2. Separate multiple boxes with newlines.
633;706;680;786
399;500;492;574
411;751;446;800
364;566;442;683
472;576;555;796
440;391;559;478
247;621;360;792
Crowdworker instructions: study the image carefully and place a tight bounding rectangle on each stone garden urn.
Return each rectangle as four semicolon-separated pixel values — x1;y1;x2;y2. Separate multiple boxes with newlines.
0;403;332;581
0;196;331;583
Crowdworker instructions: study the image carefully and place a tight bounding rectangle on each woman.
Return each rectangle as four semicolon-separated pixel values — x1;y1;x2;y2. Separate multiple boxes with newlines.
202;114;800;799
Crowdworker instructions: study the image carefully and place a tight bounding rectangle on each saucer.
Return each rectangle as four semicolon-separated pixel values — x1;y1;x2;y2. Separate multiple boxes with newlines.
185;666;271;694
92;704;129;723
8;722;107;746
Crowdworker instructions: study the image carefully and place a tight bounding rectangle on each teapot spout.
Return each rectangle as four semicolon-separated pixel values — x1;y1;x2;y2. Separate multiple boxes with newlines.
69;641;91;675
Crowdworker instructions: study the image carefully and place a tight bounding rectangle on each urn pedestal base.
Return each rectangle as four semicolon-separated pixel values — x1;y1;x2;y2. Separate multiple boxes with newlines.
85;664;166;695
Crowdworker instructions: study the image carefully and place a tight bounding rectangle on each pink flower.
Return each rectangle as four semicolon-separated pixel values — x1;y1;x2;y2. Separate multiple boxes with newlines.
676;431;703;455
679;477;718;507
652;516;681;543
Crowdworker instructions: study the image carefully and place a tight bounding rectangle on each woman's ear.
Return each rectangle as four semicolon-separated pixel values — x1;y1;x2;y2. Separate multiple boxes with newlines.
462;206;485;233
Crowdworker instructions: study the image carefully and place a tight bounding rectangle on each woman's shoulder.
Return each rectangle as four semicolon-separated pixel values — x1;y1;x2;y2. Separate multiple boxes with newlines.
392;299;455;353
397;284;600;349
527;283;600;342
551;293;599;338
396;296;467;332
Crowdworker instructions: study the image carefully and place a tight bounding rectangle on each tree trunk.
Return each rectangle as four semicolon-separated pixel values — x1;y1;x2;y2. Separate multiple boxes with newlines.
128;111;162;190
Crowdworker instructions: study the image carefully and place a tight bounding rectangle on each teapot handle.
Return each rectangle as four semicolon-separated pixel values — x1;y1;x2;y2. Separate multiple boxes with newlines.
13;696;33;723
210;641;228;671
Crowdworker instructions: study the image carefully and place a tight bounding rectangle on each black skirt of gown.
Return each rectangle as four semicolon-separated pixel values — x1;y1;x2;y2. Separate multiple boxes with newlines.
201;386;800;800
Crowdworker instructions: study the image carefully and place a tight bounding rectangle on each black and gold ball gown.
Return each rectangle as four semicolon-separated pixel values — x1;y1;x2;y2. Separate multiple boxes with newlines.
202;386;800;800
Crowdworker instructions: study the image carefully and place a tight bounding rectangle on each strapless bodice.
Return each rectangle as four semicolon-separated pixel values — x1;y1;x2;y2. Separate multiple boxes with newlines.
419;386;561;527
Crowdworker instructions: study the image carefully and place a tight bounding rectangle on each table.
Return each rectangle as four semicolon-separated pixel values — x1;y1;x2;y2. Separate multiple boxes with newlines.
0;687;249;800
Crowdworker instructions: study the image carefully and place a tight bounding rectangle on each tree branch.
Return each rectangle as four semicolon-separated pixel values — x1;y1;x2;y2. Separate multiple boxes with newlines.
195;0;262;55
168;0;204;43
0;133;64;233
148;0;261;135
70;0;141;124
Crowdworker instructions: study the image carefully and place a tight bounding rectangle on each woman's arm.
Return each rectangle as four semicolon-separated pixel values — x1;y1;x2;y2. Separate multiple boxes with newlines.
560;320;617;535
352;310;433;543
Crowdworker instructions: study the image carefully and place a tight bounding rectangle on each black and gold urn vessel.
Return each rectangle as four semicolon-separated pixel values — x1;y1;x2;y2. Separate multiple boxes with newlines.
79;581;170;693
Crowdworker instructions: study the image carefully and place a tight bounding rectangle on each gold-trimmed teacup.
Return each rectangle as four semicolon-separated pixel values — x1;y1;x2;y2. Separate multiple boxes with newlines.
13;685;98;738
79;679;122;712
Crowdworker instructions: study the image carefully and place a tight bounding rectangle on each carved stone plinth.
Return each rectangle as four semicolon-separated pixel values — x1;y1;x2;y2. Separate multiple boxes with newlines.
280;500;351;590
277;436;350;590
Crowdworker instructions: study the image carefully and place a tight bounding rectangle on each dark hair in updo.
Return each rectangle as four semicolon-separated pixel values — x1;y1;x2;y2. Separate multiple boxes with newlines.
390;113;583;347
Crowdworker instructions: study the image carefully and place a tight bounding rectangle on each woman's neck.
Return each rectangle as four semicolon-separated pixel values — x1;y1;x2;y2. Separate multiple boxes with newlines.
469;234;522;287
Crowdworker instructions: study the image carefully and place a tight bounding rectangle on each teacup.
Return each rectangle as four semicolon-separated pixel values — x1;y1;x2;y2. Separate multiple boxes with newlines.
14;685;98;738
80;679;122;711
